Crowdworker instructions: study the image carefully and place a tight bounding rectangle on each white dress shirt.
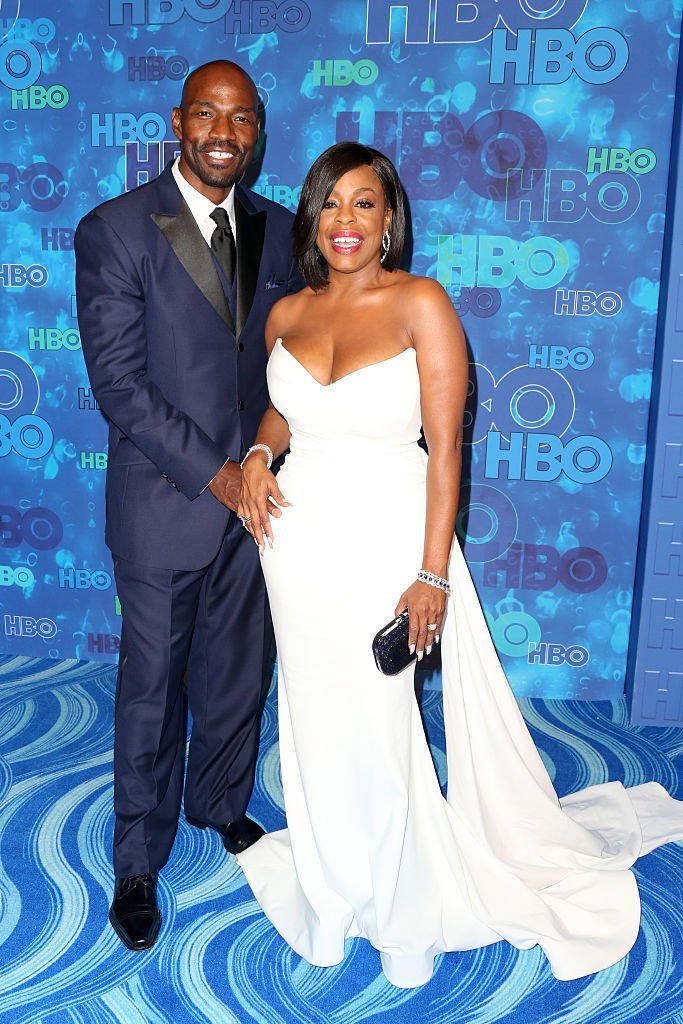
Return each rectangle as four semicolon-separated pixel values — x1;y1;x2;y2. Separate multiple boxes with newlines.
171;158;237;490
171;157;236;244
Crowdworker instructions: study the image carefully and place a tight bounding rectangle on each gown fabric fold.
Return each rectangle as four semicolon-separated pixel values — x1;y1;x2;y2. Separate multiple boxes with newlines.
237;337;683;988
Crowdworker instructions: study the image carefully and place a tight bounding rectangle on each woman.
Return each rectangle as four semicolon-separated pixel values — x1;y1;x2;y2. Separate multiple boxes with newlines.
236;142;683;988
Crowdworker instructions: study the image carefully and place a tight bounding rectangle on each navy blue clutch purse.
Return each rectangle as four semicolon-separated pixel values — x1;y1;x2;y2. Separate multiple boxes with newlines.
372;610;416;675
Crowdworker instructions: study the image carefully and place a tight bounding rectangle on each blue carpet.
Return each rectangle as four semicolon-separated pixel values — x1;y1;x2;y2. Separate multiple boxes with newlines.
1;654;682;1024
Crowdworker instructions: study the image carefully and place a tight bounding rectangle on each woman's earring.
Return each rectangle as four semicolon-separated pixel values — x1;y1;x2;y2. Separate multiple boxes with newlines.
380;230;391;264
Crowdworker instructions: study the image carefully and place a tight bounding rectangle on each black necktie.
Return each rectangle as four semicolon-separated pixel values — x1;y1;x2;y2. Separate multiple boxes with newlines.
210;207;236;286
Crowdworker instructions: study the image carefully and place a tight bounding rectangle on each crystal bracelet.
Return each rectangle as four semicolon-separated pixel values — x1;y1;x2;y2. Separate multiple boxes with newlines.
240;444;273;470
417;569;450;594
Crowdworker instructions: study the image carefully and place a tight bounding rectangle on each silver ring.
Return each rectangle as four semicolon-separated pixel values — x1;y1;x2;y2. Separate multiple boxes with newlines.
427;623;437;631
239;515;252;528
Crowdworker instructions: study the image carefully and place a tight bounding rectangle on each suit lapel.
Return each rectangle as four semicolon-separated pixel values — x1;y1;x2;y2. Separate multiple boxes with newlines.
235;188;267;338
150;200;236;334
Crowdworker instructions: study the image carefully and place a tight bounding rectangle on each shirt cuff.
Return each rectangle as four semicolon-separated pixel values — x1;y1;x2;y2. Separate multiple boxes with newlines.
200;456;231;495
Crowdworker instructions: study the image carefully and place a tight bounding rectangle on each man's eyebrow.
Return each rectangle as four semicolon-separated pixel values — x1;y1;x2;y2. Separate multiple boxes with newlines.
188;100;257;113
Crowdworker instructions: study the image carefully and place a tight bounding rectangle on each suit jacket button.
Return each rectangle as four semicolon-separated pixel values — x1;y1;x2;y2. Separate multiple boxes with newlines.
237;342;245;352
238;400;245;411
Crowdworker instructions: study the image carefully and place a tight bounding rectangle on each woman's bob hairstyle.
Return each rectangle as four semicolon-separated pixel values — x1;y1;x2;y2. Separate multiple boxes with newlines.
293;142;407;291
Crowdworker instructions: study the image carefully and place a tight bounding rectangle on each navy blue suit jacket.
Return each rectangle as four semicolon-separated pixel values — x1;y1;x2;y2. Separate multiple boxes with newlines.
75;165;298;570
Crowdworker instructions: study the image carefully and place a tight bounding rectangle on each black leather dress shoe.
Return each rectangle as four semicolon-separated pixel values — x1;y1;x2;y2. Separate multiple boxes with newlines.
109;873;161;951
186;815;265;854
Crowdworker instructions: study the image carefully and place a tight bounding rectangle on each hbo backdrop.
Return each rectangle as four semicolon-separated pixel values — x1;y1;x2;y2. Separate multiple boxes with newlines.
1;0;680;699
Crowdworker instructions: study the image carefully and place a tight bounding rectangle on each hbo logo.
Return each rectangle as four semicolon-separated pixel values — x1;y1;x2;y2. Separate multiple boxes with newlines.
438;235;568;291
484;543;607;594
555;290;622;317
0;17;56;44
366;0;590;44
0;163;66;214
109;0;311;31
255;184;302;209
4;614;57;639
528;642;589;667
0;565;35;589
128;55;189;81
0;264;48;288
0;351;54;459
0;414;54;459
338;108;549;204
588;148;656;175
311;60;378;87
11;85;69;110
41;227;75;251
490;28;628;86
87;633;121;655
58;568;113;590
452;287;501;319
528;345;594;371
28;328;81;351
124;141;181;192
505;169;640;226
0;21;55;90
0;506;63;550
485;432;613;484
467;363;577;445
91;112;167;147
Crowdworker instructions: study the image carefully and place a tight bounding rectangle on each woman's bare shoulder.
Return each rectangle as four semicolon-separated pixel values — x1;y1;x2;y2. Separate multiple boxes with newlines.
386;273;457;335
265;288;317;346
270;287;316;319
385;274;464;361
391;272;451;305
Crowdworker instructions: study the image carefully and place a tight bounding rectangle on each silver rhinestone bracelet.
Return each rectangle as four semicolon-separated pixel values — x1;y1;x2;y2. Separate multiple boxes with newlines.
240;444;273;470
417;569;450;594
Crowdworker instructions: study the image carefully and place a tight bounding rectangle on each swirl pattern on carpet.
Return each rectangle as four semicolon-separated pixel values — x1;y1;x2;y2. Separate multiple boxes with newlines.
1;655;682;1024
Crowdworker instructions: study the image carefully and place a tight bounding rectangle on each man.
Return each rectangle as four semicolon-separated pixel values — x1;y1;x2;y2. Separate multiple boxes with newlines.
75;60;299;951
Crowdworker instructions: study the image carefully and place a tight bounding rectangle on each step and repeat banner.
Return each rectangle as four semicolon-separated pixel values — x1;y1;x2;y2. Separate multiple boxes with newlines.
1;0;681;698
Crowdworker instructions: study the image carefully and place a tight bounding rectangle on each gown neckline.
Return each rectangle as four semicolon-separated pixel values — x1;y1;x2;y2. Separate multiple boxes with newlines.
272;336;416;389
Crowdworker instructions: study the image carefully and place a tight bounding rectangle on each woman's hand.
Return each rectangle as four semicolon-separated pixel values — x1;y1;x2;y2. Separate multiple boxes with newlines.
239;454;290;551
395;580;446;660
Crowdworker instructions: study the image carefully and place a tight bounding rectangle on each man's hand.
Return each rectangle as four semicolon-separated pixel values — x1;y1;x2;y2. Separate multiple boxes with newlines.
208;460;242;512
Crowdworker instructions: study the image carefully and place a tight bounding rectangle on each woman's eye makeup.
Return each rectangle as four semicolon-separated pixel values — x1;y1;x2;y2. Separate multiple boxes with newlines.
322;198;377;210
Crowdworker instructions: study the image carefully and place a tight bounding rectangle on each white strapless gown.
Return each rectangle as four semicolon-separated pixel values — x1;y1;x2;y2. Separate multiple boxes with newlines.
237;337;683;988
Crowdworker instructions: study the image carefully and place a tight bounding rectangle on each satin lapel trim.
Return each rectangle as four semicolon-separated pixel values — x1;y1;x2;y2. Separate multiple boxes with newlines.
150;203;235;333
235;198;267;338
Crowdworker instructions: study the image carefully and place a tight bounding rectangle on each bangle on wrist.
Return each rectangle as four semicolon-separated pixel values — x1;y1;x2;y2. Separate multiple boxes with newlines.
417;569;450;594
241;444;273;470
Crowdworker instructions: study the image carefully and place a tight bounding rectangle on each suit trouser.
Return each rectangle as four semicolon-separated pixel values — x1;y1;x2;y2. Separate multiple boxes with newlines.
112;514;268;876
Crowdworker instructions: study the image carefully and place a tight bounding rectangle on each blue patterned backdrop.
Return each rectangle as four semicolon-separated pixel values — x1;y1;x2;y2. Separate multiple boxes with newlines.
1;0;681;699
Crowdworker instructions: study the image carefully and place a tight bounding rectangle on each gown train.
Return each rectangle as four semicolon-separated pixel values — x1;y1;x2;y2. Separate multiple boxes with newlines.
237;338;683;988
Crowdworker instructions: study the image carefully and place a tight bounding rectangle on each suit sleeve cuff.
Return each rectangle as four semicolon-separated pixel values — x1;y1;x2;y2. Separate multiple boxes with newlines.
199;456;231;496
